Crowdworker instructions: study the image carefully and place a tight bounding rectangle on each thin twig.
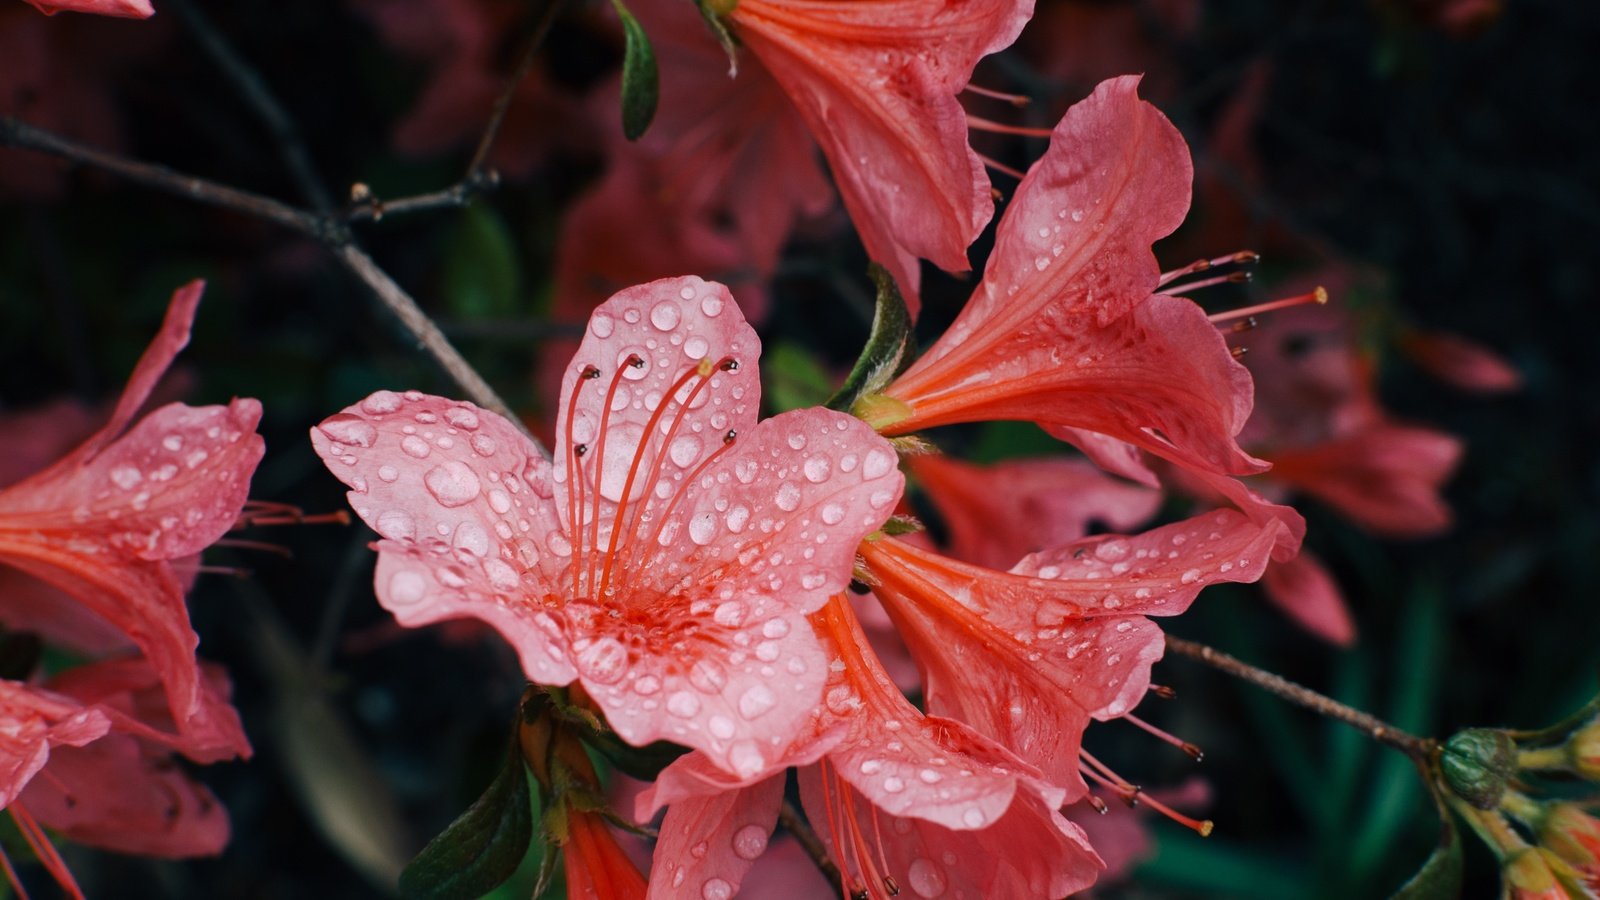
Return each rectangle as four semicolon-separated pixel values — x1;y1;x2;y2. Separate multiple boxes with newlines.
1165;636;1438;760
166;0;334;213
778;799;844;898
1;116;331;239
468;0;565;175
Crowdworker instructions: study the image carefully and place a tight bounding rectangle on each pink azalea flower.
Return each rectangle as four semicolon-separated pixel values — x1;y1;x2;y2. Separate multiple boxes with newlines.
0;281;265;745
860;76;1268;484
908;453;1162;570
714;0;1035;303
19;0;152;19
1260;548;1355;646
640;596;1101;900
312;276;903;777
1399;328;1523;394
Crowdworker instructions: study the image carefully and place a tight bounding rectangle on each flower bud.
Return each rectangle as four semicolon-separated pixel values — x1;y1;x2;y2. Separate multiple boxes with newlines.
1503;848;1569;899
1567;718;1600;781
1440;727;1515;809
1540;804;1600;880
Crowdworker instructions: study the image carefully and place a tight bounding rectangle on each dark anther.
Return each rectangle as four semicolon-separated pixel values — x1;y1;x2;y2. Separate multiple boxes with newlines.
848;579;871;595
851;889;870;900
627;354;645;368
582;365;602;379
723;429;738;444
883;876;901;895
1148;684;1177;700
1086;794;1109;814
574;444;589;457
719;358;740;371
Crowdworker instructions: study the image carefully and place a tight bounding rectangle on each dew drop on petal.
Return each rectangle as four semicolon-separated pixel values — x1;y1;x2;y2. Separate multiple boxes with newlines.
670;435;703;468
820;503;845;525
708;715;736;739
688;513;719;546
737;685;777;720
908;858;948;898
725;506;750;533
701;879;733;900
634;675;661;695
863;448;895;480
362;391;403;415
803;456;830;483
1180;569;1201;584
110;465;142;490
883;776;905;793
650;301;682;331
387;570;427;605
424;461;482;507
667;691;701;718
684;336;709;359
575;637;628;684
488;489;511;513
589;311;615;338
731;824;768;861
761;617;790;639
376;509;415;540
401;436;431;459
318;415;378;448
962;808;986;828
701;294;724;317
774;482;801;512
470;434;497;457
377;465;399;483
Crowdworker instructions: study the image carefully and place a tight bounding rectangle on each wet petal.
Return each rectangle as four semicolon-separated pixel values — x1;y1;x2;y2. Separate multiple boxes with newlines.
1261;550;1355;647
0;681;111;808
1268;423;1462;538
647;775;784;900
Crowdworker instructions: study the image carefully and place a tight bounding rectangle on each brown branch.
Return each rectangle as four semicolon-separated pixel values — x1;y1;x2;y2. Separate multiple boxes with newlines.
1165;636;1437;760
778;799;844;898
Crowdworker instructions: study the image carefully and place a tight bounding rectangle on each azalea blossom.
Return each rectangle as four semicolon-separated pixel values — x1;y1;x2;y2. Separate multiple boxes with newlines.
856;76;1270;487
640;595;1101;900
696;0;1034;305
0;280;264;745
313;275;902;777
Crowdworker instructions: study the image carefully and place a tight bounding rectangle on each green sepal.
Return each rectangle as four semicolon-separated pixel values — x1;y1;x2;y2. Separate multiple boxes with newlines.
828;264;915;414
399;738;534;900
587;729;691;782
692;0;740;75
1439;728;1515;809
1389;816;1463;899
611;0;659;141
882;515;923;536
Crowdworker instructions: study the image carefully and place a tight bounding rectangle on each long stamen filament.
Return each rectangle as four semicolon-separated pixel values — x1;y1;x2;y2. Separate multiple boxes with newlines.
1157;251;1260;288
636;430;739;563
10;806;83;900
1159;271;1251;296
963;83;1031;106
976;152;1027;181
965;114;1053;138
1123;713;1204;760
564;366;599;597
1208;287;1329;324
586;357;642;593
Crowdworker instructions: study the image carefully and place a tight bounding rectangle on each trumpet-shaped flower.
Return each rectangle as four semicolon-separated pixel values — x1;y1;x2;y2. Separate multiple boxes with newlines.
861;76;1266;483
20;0;151;19
0;281;264;745
313;276;902;777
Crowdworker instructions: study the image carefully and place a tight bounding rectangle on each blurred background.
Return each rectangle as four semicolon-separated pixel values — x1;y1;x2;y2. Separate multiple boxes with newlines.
2;0;1598;896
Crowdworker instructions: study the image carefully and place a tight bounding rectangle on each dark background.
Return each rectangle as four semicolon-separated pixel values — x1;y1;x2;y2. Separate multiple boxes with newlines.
2;0;1598;896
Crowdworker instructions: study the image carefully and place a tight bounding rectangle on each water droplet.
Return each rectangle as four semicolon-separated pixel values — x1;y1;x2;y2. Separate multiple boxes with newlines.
859;759;883;775
962;808;986;828
731;824;768;860
362;391;403;415
650;301;682;331
184;449;209;469
708;715;736;739
634;674;661;695
589;311;615;338
387;570;427;605
907;858;948;897
803;456;830;483
918;768;943;784
470;434;497;457
424;461;482;507
1094;539;1130;562
774;482;801;512
690;841;709;859
688;512;718;545
667;691;701;717
453;521;490;557
737;685;777;719
109;465;142;490
401;436;431;459
863;448;895;480
685;336;709;359
734;459;758;484
670;435;703;468
801;572;827;590
713;601;746;627
883;775;905;793
701;294;724;317
689;659;728;692
1070;208;1085;223
488;489;512;513
377;465;399;483
1180;569;1201;584
762;617;790;639
701;878;733;900
787;432;807;450
575;637;628;684
725;506;750;533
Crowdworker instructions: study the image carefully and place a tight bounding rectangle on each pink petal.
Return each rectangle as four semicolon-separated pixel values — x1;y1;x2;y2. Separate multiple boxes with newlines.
0;398;100;490
0;681;111;808
309;394;577;684
21;733;230;857
0;564;132;657
22;0;153;18
1268;423;1462;538
647;775;784;900
732;0;1033;304
1261;551;1355;647
798;765;1102;899
910;454;1161;569
44;657;250;763
1400;329;1522;394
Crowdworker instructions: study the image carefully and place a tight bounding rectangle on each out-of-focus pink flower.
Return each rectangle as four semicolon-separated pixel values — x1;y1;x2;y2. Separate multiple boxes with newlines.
909;453;1161;570
313;276;902;777
0;281;264;744
1400;329;1523;394
349;0;588;176
641;596;1101;899
1020;0;1198;102
862;77;1266;485
20;0;151;19
712;0;1034;304
1260;549;1354;646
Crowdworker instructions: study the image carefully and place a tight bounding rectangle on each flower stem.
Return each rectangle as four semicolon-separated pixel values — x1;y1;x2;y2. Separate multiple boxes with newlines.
1165;636;1437;760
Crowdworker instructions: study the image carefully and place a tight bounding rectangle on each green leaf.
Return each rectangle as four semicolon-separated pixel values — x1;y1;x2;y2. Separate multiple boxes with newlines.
763;342;835;414
1389;818;1463;899
691;0;740;75
612;0;658;141
828;264;914;413
441;205;521;320
586;730;691;782
400;739;534;900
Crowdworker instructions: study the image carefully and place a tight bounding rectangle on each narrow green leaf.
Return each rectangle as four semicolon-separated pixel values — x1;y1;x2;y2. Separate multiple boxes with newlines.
828;264;914;413
441;205;521;320
400;739;534;900
1389;818;1463;900
763;342;835;414
612;0;658;141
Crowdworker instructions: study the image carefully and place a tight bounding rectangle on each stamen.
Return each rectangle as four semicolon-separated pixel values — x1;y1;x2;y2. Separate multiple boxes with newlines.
1124;713;1204;761
965;113;1053;138
213;538;294;558
1136;791;1215;837
1231;346;1249;360
1078;749;1136;793
1208;287;1328;325
1147;684;1177;700
1159;271;1252;296
635;430;738;563
586;357;642;594
1085;794;1110;814
963;83;1031;107
976;152;1027;181
564;365;600;597
1158;251;1260;288
10;805;84;900
1227;316;1259;334
0;846;30;900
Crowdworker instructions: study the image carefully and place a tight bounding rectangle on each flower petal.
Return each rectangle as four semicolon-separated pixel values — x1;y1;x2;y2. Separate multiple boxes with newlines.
1261;550;1355;647
22;0;154;19
1268;423;1462;538
732;0;1033;303
0;680;111;808
647;775;784;900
